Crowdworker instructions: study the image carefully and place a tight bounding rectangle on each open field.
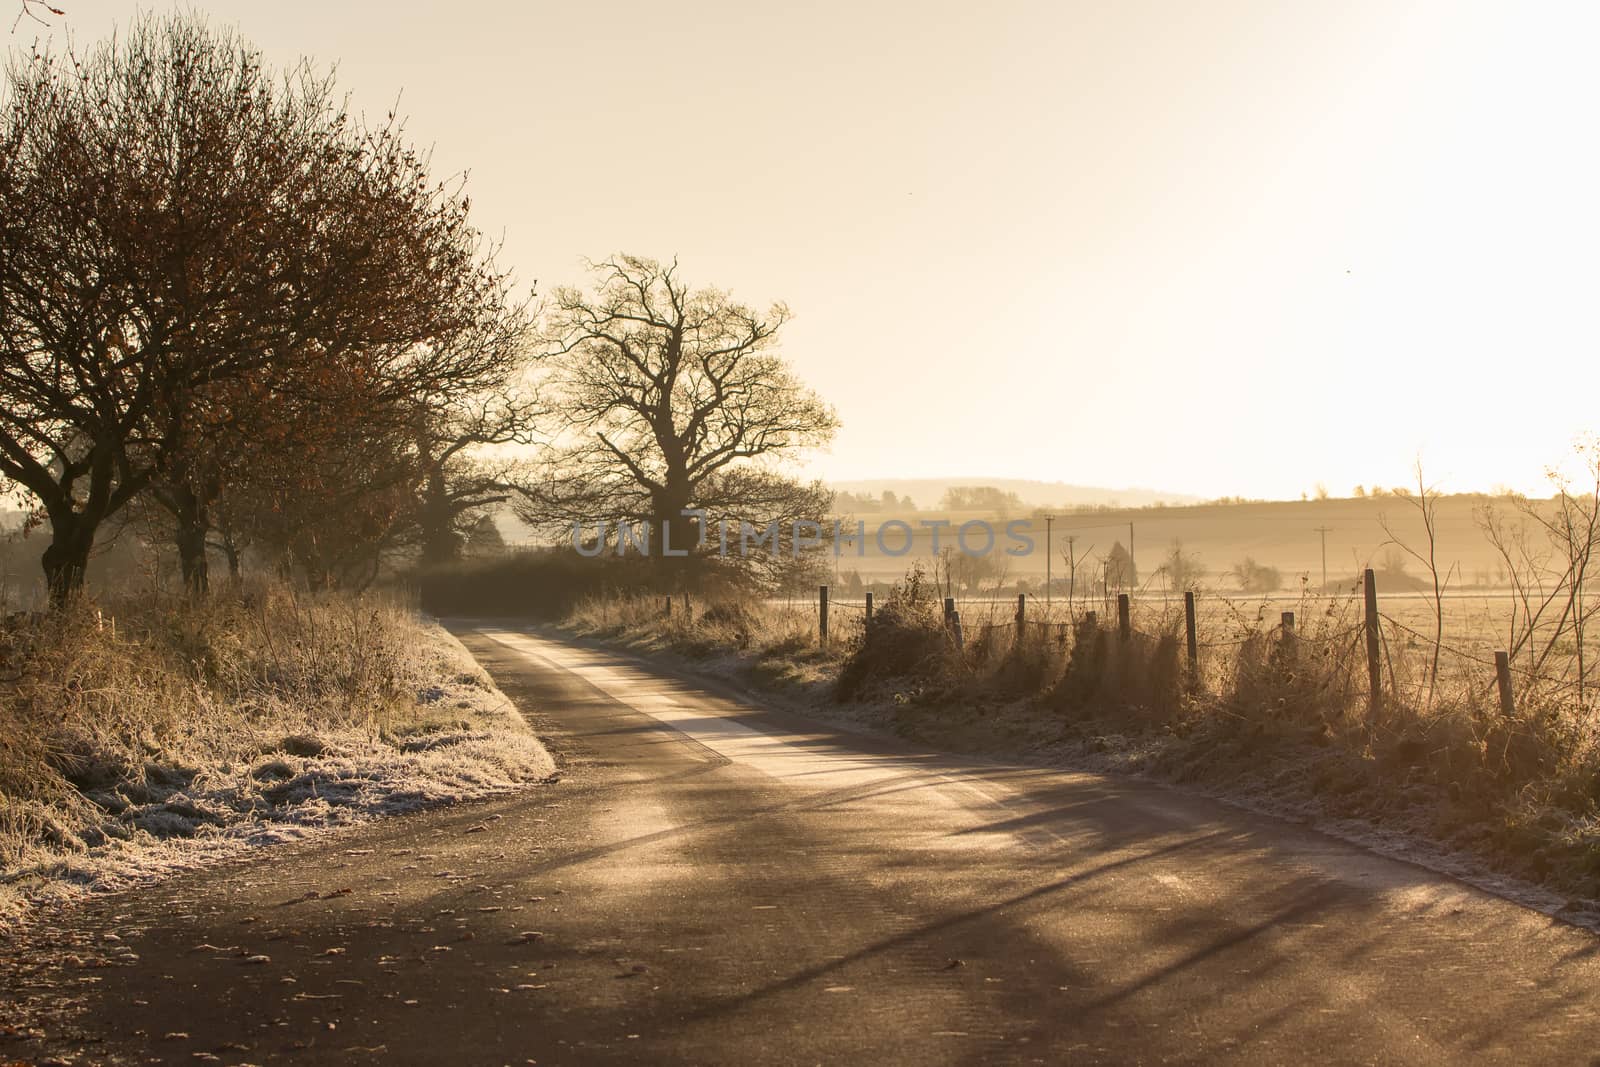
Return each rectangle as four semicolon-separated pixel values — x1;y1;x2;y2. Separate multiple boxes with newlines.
813;494;1560;590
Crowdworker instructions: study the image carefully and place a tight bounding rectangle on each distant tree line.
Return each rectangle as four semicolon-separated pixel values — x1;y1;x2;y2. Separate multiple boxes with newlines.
834;490;917;514
940;486;1024;514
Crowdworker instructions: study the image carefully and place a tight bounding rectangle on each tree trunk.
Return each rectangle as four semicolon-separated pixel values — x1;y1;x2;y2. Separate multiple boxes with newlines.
653;475;698;587
176;521;209;595
297;538;332;590
213;514;246;581
36;442;145;609
418;466;459;567
171;484;211;596
41;518;95;607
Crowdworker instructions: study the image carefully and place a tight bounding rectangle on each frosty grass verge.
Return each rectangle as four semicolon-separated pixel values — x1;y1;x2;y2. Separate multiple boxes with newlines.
0;623;552;926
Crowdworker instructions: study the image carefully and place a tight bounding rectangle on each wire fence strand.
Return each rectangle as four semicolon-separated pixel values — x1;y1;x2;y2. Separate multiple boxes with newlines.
788;584;1600;709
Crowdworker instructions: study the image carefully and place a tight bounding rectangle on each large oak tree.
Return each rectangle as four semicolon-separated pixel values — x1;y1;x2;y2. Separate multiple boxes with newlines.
519;255;836;580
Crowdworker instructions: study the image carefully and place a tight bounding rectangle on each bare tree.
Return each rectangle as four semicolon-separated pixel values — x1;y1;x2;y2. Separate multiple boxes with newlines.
1473;443;1600;706
12;1;62;32
410;303;541;568
1229;556;1282;594
1160;540;1206;593
1060;538;1094;618
520;255;838;581
1378;461;1453;709
947;549;1003;594
1477;499;1555;674
0;15;517;599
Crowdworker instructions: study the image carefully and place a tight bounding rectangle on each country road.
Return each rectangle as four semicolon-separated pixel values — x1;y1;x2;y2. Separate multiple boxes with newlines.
6;623;1600;1066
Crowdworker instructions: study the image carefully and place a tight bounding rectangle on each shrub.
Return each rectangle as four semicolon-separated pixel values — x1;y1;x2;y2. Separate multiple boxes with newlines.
415;549;763;618
1050;617;1182;722
835;567;952;701
987;619;1068;697
416;550;663;618
696;601;760;649
1229;557;1283;594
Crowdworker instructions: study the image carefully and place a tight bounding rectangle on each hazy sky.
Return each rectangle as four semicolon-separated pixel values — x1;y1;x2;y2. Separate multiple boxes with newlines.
27;1;1600;499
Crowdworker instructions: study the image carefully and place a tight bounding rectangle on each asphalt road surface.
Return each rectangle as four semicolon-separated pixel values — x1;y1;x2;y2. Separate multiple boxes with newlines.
6;623;1600;1066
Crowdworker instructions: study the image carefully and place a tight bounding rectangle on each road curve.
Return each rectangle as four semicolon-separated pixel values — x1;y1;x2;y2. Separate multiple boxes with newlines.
6;623;1600;1066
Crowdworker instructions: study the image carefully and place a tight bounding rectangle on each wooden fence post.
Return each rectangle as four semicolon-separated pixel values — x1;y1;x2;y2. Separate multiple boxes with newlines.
819;584;829;646
1016;592;1026;631
1494;651;1515;717
1117;593;1131;642
1280;610;1296;660
1364;568;1381;719
1183;590;1198;668
951;609;965;652
944;597;956;628
682;592;692;624
1084;610;1097;630
864;591;874;635
664;595;672;619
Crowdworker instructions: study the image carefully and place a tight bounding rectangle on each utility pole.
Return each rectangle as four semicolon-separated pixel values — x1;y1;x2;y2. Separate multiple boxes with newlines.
1044;515;1054;613
1314;526;1332;591
1128;521;1135;594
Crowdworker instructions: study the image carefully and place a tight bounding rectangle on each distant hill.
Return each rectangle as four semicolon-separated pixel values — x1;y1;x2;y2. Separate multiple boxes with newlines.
828;477;1204;511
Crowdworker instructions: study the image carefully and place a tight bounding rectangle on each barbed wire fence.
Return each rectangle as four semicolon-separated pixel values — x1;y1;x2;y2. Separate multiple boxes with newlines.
613;566;1594;715
793;568;1596;715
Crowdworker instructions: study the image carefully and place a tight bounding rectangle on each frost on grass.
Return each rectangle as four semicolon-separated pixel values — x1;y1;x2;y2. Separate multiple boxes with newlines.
0;587;551;927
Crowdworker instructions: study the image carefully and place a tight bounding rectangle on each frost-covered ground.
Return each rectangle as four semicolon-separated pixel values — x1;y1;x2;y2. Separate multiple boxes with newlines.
0;623;552;927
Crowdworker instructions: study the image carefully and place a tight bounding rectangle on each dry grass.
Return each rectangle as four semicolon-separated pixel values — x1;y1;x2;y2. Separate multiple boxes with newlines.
0;579;552;925
566;591;846;693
